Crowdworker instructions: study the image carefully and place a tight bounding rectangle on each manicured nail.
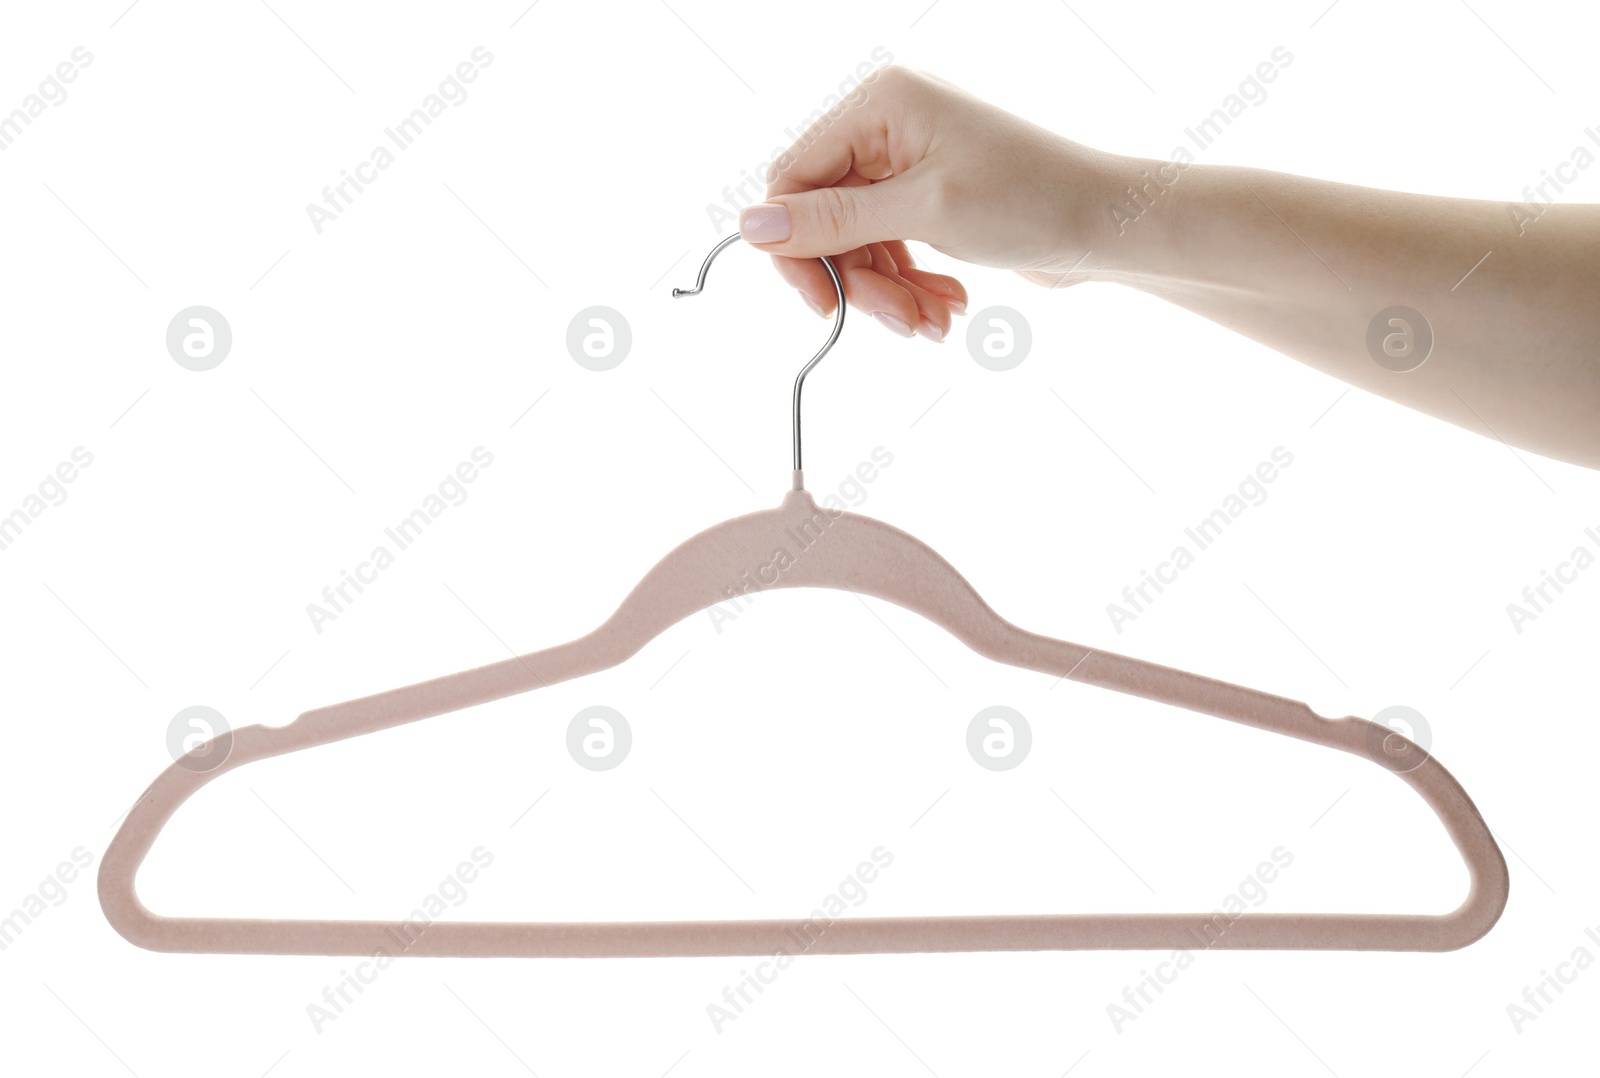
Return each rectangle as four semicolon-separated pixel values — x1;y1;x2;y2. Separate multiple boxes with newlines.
739;203;791;243
872;312;913;337
800;292;827;318
947;299;967;315
919;319;945;343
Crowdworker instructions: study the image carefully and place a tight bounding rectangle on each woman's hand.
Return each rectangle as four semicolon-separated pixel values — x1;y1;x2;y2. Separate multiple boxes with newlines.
738;64;1123;341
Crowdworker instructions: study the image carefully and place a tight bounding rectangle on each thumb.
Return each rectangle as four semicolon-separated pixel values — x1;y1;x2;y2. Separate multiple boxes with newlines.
739;177;922;258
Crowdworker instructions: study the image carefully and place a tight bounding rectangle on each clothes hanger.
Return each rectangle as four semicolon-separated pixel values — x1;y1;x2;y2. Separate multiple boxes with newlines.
100;233;1508;957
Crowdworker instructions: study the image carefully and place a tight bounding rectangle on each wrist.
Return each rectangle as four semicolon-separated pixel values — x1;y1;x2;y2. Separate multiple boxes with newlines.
1082;150;1192;287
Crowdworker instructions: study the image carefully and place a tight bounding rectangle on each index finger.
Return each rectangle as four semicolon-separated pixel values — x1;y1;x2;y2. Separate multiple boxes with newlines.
763;66;926;199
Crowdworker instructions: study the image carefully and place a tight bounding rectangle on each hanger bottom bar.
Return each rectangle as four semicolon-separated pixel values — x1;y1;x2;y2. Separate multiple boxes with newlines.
113;910;1494;957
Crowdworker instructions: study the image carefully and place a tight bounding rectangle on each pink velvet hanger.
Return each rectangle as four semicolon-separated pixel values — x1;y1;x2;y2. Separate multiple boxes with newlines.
99;234;1507;957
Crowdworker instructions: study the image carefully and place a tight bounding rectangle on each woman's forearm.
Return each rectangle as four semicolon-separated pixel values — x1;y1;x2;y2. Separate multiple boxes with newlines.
1092;154;1600;468
741;67;1598;467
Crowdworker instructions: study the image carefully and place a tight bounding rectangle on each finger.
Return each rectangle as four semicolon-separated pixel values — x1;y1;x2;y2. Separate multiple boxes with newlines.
763;72;916;199
841;260;920;337
770;247;873;314
899;267;968;312
741;175;926;260
852;243;922;336
883;239;918;269
869;243;954;342
780;241;920;335
741;75;929;258
767;174;885;309
881;240;967;310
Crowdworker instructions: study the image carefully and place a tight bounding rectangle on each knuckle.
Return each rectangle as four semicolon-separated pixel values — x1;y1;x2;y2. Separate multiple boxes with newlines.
871;63;921;101
874;63;912;88
809;185;859;242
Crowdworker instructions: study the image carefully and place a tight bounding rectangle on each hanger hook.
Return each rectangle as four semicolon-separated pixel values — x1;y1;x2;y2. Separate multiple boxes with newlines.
672;232;846;479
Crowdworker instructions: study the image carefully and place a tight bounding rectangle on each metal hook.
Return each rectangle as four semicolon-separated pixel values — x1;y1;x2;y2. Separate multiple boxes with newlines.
672;231;845;479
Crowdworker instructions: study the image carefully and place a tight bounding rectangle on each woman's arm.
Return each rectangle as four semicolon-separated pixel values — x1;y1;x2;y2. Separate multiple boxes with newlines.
1097;156;1600;468
741;65;1600;468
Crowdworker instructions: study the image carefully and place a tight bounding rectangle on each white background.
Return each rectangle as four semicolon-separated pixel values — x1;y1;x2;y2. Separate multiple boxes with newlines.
2;0;1598;1074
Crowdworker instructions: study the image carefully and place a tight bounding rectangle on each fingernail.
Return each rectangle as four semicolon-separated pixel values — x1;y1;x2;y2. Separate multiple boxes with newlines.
947;300;967;315
919;319;945;343
872;312;913;337
740;203;791;243
800;292;827;318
